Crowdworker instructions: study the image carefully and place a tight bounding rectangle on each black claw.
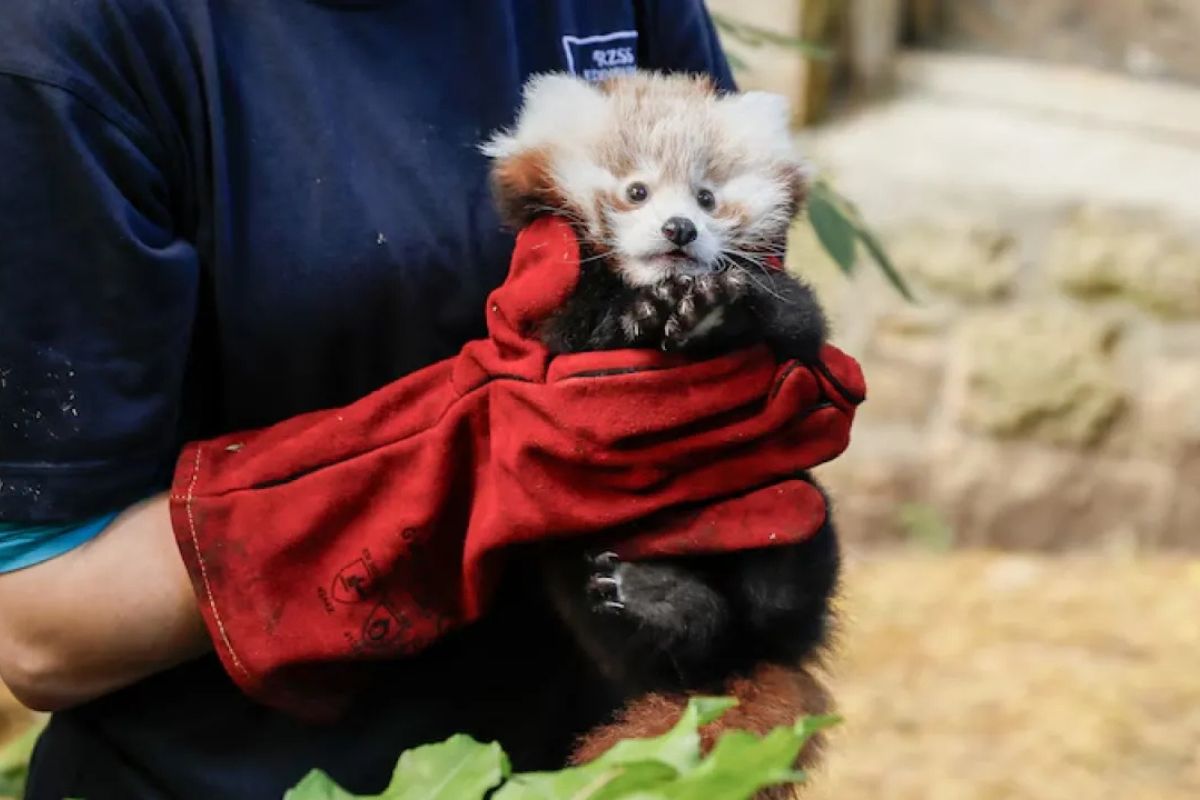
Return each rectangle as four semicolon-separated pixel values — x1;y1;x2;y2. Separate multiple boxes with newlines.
586;552;624;613
590;551;620;571
665;330;690;351
587;574;619;594
587;574;621;607
593;599;626;614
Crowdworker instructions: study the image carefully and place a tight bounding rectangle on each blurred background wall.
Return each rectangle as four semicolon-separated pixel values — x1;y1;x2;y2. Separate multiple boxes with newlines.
711;0;1200;553
708;1;1199;798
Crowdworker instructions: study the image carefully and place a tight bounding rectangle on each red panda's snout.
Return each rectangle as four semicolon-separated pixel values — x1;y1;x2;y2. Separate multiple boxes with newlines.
660;216;696;246
608;184;730;286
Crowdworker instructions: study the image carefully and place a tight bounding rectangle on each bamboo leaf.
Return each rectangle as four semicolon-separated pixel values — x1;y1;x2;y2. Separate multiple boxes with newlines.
852;221;917;302
810;181;916;301
710;13;834;61
722;48;748;73
807;191;859;275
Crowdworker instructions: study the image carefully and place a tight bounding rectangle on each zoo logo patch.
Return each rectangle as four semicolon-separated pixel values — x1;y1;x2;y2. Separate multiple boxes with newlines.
561;30;638;82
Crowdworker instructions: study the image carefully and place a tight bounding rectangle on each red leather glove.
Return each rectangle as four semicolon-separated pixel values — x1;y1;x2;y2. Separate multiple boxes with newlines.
169;217;864;718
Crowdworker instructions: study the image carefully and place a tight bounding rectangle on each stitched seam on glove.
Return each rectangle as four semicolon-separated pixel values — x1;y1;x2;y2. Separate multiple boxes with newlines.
812;359;866;405
177;444;251;678
769;361;804;401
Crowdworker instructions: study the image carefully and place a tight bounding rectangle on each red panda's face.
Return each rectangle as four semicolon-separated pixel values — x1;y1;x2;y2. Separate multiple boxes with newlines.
603;165;769;287
484;72;810;287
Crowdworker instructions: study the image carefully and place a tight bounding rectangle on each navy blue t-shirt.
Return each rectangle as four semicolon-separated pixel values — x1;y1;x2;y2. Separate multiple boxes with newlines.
0;0;733;797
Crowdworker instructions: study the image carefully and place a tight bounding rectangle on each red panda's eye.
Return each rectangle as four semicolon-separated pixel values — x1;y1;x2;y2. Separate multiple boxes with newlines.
696;189;716;211
626;182;649;203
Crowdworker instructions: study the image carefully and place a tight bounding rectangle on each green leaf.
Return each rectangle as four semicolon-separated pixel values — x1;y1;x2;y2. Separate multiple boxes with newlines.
383;735;508;800
496;698;734;800
283;700;843;800
809;180;916;302
494;761;676;800
593;697;735;774
285;735;508;800
0;719;45;799
722;48;748;73
658;730;801;799
807;191;859;275
285;770;359;800
657;714;841;800
710;13;834;60
853;222;916;302
794;713;843;741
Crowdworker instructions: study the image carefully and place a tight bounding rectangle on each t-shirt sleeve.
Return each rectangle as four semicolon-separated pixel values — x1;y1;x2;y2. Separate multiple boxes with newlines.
637;0;738;91
0;72;199;523
0;512;121;573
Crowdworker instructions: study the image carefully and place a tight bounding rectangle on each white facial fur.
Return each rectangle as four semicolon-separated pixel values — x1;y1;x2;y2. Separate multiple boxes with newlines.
483;73;811;286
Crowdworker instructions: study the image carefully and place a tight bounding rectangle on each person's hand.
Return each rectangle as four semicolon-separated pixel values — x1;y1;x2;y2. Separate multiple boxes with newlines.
169;217;864;719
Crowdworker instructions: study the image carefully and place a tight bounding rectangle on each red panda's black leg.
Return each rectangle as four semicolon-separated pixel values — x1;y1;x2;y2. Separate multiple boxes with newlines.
542;547;738;690
740;268;827;363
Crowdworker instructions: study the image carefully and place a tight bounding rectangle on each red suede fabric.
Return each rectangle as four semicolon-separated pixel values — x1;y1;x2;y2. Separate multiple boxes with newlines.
169;217;865;718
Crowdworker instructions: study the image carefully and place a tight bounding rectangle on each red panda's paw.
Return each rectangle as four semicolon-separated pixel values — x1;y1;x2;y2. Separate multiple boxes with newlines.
569;663;832;798
657;273;750;352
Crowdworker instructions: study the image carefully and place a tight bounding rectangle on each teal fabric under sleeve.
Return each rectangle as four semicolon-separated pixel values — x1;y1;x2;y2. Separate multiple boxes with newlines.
0;511;120;573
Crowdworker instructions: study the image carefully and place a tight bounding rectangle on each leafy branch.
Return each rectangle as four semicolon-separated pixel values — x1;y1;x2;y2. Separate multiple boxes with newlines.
807;180;915;300
286;697;840;800
712;11;911;300
710;13;835;66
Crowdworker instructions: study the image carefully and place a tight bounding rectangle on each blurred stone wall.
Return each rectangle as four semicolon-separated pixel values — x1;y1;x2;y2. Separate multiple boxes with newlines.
707;3;1199;549
937;0;1200;84
799;206;1200;551
787;54;1200;552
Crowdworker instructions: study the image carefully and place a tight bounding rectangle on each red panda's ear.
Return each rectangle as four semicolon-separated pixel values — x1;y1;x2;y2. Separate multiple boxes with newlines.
694;73;718;95
489;147;560;229
782;161;811;218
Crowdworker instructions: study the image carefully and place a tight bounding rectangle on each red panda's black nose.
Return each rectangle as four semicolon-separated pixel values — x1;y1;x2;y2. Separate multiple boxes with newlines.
661;217;697;247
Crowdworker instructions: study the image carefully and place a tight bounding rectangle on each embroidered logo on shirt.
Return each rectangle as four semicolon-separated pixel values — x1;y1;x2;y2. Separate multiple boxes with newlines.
562;30;639;82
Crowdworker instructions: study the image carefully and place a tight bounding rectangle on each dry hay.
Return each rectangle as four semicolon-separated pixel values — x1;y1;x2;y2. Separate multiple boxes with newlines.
804;550;1200;800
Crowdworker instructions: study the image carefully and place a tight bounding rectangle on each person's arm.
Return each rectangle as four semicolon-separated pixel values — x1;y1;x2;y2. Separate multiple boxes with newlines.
0;55;204;707
0;494;209;710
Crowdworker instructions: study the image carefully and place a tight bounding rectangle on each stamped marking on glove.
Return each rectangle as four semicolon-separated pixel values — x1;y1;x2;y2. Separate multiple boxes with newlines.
361;600;410;649
331;556;376;604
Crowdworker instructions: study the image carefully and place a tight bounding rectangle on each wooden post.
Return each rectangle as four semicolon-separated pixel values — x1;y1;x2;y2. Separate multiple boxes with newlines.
844;0;903;96
903;0;941;43
707;0;841;125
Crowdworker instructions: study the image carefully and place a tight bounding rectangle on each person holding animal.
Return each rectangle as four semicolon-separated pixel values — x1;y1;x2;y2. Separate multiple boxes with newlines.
0;2;862;798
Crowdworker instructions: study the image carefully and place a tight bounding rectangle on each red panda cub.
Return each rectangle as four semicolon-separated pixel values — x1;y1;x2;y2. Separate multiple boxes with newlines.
483;72;839;785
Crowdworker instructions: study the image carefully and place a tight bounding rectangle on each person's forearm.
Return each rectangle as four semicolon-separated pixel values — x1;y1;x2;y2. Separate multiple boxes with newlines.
0;493;210;711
